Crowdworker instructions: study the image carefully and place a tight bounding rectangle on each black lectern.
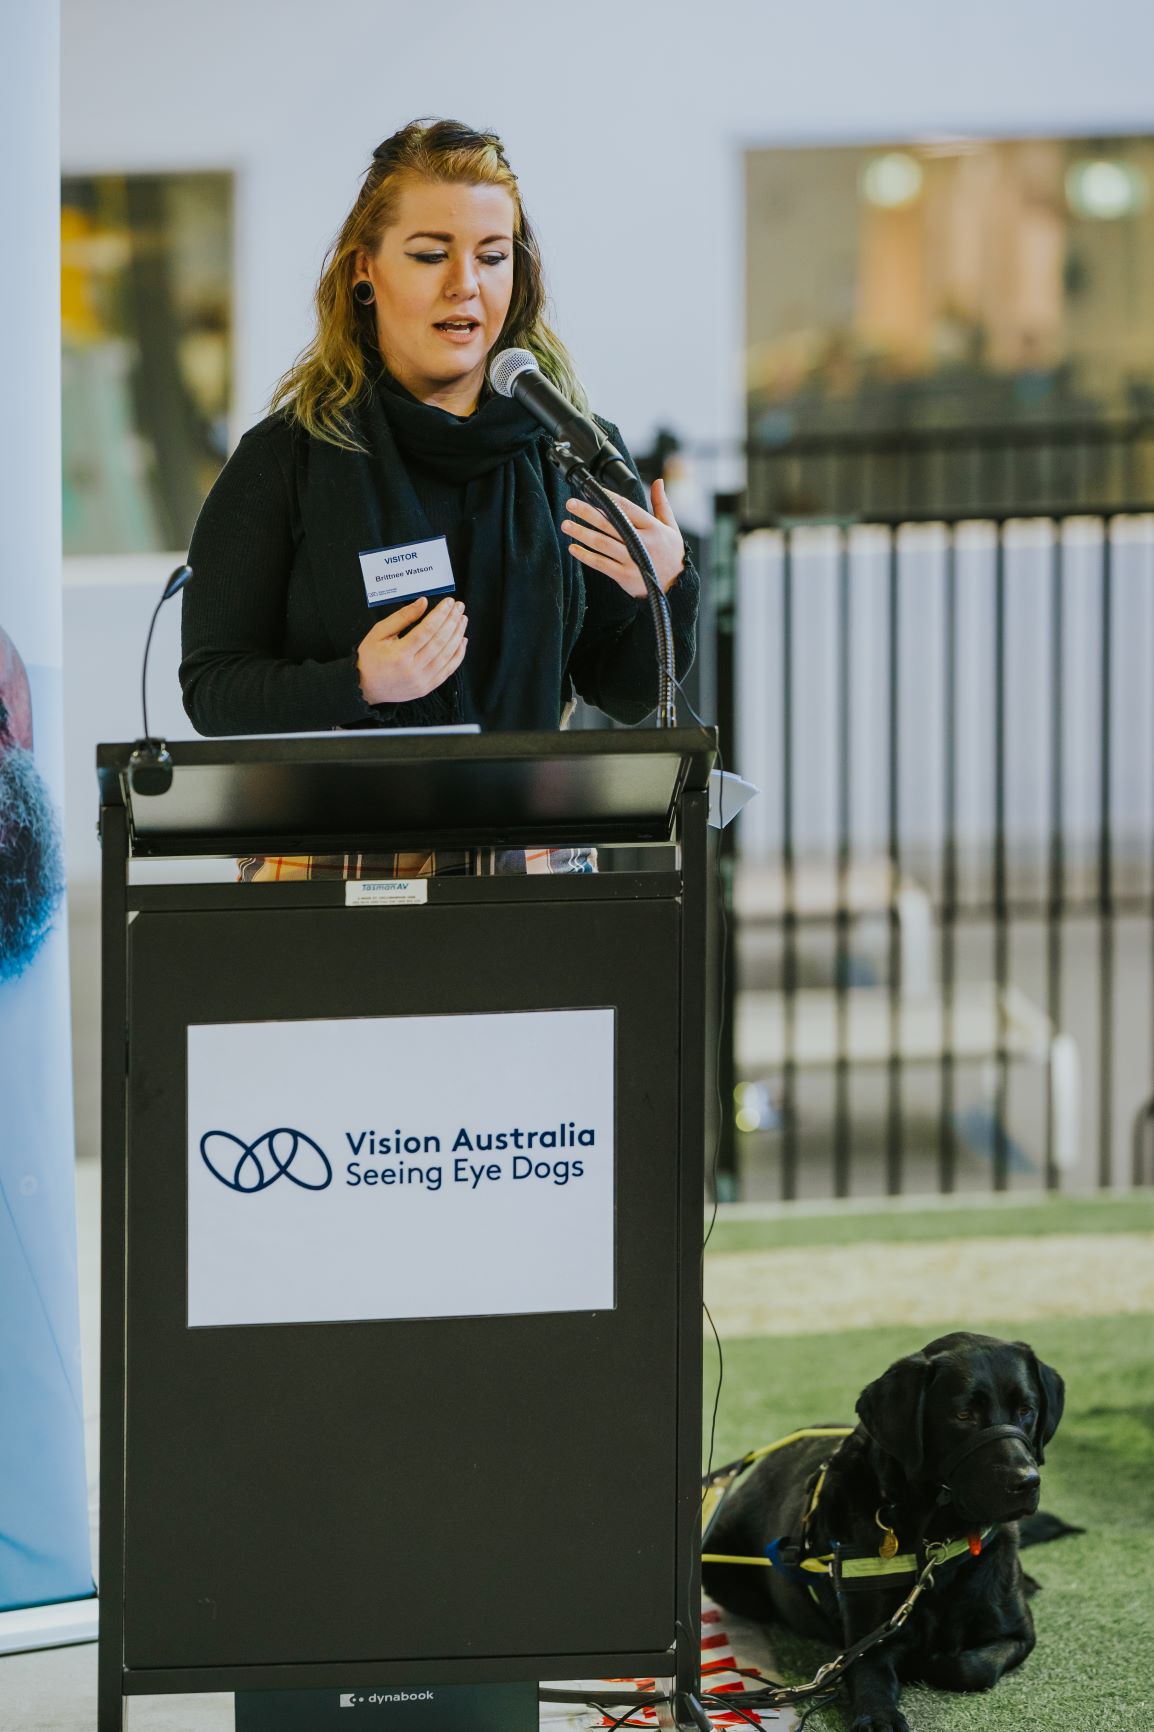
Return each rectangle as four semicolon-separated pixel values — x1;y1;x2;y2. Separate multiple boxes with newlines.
97;728;715;1731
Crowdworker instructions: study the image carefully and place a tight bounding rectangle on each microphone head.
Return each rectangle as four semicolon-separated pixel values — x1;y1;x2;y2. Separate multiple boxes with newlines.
488;347;539;399
163;563;193;601
128;743;174;797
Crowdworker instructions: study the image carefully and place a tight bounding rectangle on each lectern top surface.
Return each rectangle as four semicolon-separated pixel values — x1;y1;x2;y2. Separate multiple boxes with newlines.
97;727;716;857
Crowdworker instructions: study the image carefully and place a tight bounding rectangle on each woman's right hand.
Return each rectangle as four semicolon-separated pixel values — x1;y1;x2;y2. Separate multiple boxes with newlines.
355;596;468;705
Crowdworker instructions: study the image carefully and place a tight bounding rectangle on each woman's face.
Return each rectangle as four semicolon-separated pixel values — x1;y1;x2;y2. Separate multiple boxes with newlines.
356;176;517;413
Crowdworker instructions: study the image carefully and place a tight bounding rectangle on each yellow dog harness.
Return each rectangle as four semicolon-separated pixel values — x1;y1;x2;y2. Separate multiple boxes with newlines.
702;1428;994;1589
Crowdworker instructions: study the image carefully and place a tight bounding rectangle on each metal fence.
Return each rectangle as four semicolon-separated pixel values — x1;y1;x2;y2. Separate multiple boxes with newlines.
741;419;1154;523
712;499;1154;1201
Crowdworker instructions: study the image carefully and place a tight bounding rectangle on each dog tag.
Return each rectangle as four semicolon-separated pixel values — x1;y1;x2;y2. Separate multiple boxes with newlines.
878;1529;900;1560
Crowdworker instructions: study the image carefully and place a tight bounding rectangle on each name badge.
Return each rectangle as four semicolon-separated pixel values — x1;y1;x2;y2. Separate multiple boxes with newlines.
359;535;456;609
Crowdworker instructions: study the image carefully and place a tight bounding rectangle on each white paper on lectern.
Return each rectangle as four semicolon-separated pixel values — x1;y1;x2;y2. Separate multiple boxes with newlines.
708;769;759;829
187;1008;615;1328
215;723;484;739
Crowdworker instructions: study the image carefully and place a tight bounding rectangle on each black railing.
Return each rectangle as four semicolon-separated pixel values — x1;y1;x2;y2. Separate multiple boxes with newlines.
712;500;1154;1201
669;419;1154;524
749;418;1154;521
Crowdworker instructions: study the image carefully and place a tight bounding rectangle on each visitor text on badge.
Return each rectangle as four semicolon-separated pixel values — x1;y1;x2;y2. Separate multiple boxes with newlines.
359;535;456;608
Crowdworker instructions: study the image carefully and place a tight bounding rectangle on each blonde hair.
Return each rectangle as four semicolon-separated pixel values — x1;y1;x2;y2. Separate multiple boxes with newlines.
270;118;587;448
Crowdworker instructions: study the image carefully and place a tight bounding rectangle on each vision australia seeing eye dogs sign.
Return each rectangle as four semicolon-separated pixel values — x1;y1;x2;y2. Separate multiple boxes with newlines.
186;1008;615;1328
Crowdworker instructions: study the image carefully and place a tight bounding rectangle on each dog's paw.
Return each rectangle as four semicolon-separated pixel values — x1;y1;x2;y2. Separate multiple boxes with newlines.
850;1713;909;1732
920;1648;1002;1692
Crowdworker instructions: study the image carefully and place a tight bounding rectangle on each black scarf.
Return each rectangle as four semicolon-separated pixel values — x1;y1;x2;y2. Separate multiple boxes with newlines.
302;370;576;730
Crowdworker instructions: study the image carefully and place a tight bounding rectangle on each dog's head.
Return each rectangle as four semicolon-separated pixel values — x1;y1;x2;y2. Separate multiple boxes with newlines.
855;1331;1064;1524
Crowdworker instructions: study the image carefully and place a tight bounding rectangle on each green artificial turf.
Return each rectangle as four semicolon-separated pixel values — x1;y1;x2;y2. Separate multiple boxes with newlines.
706;1193;1154;1256
703;1312;1154;1731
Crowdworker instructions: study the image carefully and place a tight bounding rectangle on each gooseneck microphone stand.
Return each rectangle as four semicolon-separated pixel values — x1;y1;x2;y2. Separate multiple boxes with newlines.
545;442;678;729
127;563;193;796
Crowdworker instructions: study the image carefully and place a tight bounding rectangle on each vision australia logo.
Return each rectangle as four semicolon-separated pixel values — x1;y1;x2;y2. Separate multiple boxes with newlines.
200;1128;333;1193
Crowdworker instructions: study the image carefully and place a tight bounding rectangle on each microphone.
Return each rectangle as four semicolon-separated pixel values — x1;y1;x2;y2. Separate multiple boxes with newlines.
128;563;193;796
490;348;676;726
488;349;637;495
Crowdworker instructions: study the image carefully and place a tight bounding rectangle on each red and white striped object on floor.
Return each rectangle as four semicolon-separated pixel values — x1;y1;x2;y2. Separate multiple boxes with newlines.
593;1603;788;1728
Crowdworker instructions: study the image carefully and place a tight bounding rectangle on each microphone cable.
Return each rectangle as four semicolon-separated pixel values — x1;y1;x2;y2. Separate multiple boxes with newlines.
538;681;732;1728
670;672;729;1716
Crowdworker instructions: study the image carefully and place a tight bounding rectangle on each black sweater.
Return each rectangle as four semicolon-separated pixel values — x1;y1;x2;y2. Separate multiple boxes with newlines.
179;403;699;736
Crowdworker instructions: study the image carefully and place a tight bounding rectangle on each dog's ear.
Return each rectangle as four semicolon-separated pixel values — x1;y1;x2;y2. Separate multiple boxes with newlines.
855;1352;932;1480
1015;1344;1065;1463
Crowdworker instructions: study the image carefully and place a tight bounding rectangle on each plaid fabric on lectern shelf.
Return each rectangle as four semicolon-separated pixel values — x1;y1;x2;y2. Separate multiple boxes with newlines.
237;848;597;882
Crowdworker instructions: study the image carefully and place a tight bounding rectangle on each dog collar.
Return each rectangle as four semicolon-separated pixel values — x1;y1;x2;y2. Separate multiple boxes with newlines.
704;1527;998;1596
827;1529;998;1592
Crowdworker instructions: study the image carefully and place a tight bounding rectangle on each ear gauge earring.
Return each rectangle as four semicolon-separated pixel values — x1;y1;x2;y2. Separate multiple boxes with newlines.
353;280;376;306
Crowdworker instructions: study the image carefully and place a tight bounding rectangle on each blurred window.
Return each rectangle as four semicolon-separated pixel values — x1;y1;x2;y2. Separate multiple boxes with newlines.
61;172;232;555
745;136;1154;442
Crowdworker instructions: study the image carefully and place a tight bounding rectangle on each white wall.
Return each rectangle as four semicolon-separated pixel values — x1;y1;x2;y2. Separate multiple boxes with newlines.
5;2;62;668
61;0;1154;455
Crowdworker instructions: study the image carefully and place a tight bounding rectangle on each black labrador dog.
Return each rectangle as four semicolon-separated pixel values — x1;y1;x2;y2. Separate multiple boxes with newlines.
702;1331;1065;1732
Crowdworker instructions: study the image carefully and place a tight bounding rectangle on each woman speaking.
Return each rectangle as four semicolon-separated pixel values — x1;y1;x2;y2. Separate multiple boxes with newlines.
181;117;697;725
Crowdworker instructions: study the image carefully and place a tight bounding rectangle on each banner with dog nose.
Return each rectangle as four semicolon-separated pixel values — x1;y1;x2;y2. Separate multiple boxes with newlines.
188;1008;616;1328
0;4;94;1633
0;622;92;1626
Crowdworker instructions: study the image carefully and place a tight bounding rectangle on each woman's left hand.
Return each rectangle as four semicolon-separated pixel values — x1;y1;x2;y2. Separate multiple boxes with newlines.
562;478;685;599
